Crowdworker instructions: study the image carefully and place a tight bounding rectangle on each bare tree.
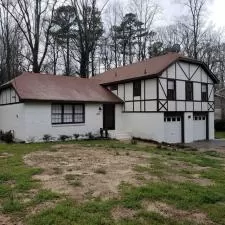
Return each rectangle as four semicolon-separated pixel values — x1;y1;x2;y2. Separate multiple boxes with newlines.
177;0;208;59
70;0;104;77
0;0;24;82
130;0;159;60
0;0;58;73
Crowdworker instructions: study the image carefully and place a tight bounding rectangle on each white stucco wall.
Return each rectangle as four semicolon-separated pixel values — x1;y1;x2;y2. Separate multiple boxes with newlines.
208;112;215;140
184;112;194;143
23;102;104;142
0;103;26;140
115;107;164;142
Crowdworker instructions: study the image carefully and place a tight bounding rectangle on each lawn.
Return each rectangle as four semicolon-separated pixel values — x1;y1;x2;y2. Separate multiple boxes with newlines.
0;140;225;225
215;131;225;139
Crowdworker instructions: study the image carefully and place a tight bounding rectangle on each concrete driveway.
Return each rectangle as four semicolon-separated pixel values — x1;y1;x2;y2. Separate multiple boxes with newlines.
186;139;225;153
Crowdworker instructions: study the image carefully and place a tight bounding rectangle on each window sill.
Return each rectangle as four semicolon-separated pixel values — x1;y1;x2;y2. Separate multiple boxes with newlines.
52;123;85;127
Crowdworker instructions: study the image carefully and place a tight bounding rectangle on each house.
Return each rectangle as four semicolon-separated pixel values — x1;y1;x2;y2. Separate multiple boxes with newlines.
0;53;218;143
215;88;225;120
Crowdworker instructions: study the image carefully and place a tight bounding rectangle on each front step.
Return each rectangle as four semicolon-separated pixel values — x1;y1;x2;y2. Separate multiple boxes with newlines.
108;131;132;140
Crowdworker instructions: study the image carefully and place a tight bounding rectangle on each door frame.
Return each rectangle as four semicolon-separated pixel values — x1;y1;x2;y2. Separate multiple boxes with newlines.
164;112;184;143
103;104;115;130
193;112;209;141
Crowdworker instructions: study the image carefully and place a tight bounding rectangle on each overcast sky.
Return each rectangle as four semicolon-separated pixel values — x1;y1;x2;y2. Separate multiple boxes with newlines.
106;0;225;29
156;0;225;28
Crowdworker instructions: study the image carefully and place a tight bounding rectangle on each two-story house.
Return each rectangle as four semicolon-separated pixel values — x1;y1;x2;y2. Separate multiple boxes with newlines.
95;52;218;143
0;53;218;143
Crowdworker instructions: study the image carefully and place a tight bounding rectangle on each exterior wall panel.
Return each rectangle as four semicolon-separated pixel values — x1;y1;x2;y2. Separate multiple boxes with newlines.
0;87;20;105
125;83;133;101
23;102;104;142
145;79;157;99
0;103;25;140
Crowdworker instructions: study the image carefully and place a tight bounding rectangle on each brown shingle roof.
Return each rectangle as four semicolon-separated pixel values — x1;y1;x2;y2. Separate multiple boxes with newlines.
4;72;122;103
94;52;218;84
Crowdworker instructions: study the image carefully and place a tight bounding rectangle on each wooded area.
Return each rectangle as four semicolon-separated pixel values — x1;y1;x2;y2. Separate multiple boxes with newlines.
0;0;224;85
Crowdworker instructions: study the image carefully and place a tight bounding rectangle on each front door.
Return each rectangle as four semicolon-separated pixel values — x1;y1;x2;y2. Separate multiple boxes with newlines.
103;104;115;130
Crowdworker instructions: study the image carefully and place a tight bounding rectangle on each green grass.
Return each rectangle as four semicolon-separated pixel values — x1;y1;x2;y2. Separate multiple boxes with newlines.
0;140;225;224
33;190;60;204
215;131;225;139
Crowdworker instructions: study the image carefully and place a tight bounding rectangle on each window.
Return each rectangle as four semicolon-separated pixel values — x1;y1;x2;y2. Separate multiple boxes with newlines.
201;84;208;101
52;104;85;124
133;80;141;96
109;84;118;91
167;80;176;100
186;81;193;101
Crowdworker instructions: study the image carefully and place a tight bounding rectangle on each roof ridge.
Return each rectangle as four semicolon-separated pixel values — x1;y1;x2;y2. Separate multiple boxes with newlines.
95;52;181;78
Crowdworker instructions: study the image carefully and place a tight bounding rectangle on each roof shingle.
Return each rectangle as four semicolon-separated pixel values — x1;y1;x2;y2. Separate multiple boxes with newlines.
94;52;218;84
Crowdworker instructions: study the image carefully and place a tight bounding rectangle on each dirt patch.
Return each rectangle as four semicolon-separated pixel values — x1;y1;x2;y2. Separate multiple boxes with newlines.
166;174;214;186
143;201;214;225
0;214;22;225
0;152;13;159
24;144;154;201
111;206;137;221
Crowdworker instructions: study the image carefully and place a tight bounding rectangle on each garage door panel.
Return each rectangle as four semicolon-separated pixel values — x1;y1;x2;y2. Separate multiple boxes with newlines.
193;114;207;141
164;115;182;143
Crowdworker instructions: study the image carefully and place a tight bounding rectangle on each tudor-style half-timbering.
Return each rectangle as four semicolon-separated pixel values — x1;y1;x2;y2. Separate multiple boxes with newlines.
108;78;158;112
108;60;214;113
158;61;214;112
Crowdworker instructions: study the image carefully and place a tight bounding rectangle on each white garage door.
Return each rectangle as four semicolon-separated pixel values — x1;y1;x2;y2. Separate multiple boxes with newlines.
193;114;207;141
164;115;182;143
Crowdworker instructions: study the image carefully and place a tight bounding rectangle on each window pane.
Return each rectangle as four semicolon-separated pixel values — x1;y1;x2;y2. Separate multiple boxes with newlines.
64;105;73;113
74;114;84;123
63;114;73;123
168;81;174;89
186;82;193;100
52;105;61;113
74;105;83;113
133;81;141;96
109;85;118;91
202;84;207;92
52;114;62;124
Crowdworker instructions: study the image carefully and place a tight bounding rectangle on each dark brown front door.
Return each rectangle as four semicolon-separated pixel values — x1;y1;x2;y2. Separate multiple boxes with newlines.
103;104;115;130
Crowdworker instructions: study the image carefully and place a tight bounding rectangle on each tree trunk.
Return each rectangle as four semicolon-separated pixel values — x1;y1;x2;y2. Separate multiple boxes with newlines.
66;35;70;76
80;52;89;78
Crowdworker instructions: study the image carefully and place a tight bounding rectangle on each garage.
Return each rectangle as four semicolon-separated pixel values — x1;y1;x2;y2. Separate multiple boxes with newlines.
193;113;207;141
164;114;183;143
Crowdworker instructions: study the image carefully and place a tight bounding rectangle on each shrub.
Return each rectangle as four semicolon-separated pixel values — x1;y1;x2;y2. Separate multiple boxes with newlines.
0;130;4;140
1;131;14;143
59;135;70;142
215;120;225;131
87;132;94;139
43;134;52;142
73;133;80;140
100;128;104;138
131;137;137;145
105;129;109;138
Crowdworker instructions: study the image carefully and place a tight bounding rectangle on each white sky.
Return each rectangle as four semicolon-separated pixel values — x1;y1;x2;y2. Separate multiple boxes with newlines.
157;0;225;28
105;0;225;29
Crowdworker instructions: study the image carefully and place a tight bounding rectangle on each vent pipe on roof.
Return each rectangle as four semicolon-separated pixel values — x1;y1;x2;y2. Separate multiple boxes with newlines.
144;68;147;74
115;72;117;77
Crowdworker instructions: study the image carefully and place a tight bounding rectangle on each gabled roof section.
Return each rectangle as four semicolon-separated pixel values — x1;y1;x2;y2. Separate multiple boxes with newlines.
1;72;122;103
94;52;219;84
